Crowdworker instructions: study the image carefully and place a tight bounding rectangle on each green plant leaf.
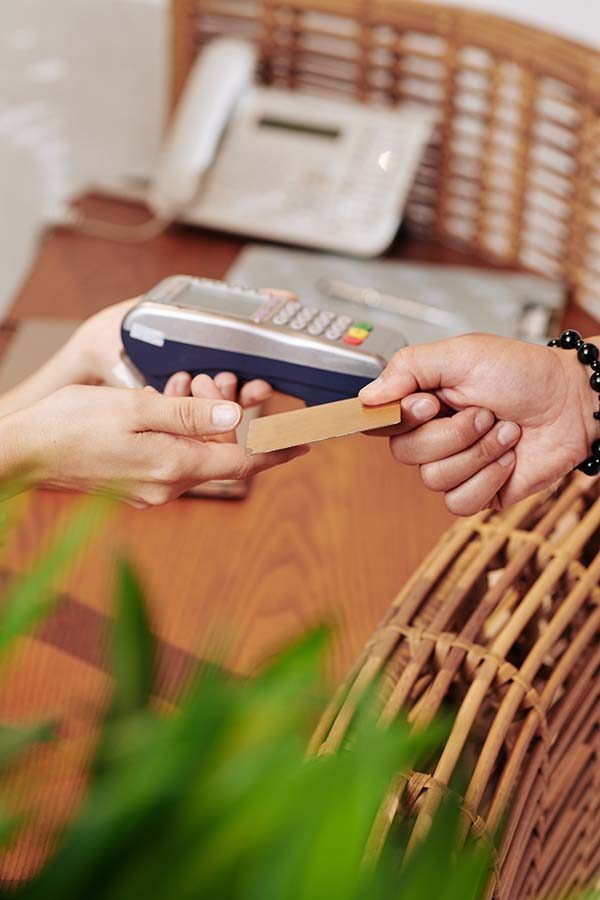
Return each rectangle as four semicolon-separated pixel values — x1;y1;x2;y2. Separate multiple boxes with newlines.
108;558;155;720
4;563;493;900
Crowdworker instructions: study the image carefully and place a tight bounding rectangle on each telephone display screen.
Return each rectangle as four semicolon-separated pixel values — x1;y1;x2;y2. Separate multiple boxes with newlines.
257;116;340;141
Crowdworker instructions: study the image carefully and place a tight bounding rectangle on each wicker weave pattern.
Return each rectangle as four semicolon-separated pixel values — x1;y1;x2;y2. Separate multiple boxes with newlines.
172;0;600;315
309;472;600;899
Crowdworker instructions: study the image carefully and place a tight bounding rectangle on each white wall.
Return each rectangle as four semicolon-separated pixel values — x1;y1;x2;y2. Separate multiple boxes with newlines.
0;0;598;315
432;0;600;47
0;0;167;313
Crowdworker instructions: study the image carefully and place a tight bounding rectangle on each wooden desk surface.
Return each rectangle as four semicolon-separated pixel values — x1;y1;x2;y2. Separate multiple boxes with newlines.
1;195;598;879
7;194;599;681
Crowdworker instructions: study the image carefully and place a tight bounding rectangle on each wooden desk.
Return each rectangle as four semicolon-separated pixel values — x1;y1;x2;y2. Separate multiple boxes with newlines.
6;194;599;681
0;195;597;878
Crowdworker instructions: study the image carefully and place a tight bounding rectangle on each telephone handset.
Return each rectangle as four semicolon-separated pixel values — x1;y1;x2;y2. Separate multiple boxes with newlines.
149;39;256;221
71;38;433;256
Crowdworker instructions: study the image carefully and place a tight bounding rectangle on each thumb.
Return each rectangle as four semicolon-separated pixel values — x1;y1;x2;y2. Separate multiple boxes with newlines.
137;392;242;437
359;339;466;405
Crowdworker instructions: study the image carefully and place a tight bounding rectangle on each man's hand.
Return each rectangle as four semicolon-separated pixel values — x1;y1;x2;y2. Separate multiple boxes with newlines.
359;333;598;515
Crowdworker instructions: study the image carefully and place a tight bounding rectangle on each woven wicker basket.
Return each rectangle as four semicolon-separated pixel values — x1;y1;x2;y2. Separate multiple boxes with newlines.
310;471;600;899
172;0;600;316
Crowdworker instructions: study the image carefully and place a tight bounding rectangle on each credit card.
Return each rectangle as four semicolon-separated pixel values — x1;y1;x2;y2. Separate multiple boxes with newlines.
246;397;401;454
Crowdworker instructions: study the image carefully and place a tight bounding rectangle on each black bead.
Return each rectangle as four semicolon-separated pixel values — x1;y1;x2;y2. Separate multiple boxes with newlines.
594;411;600;420
591;359;600;372
592;439;600;457
577;456;600;476
578;342;600;366
590;372;600;393
547;338;561;347
560;329;582;349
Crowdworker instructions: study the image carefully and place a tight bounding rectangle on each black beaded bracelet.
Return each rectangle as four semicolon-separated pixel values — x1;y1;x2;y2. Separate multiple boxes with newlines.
548;329;600;476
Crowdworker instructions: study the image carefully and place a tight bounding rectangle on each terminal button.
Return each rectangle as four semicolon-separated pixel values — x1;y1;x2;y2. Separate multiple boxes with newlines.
332;314;353;331
325;327;343;340
347;326;370;341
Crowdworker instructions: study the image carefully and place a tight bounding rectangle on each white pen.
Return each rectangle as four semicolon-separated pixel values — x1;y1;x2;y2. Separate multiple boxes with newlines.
317;278;464;330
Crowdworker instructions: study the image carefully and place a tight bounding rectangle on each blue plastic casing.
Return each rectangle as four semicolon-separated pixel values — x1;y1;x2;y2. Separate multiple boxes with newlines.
121;333;375;406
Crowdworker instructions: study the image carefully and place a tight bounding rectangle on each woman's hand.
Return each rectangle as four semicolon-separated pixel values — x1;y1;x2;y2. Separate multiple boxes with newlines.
162;368;272;410
0;300;138;419
65;289;294;392
8;383;306;508
359;333;599;516
0;297;275;416
63;298;138;385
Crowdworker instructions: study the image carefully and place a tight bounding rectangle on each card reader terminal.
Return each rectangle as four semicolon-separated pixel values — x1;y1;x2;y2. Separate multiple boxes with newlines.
121;276;408;405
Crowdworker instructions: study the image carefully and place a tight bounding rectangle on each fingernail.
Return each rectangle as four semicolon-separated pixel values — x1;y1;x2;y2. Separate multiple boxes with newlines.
211;403;241;428
497;422;520;446
172;373;189;394
475;409;494;434
411;398;437;420
498;450;515;468
359;377;383;399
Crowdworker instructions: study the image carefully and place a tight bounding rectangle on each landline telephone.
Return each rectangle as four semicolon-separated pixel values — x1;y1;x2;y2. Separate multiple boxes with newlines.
71;38;434;256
